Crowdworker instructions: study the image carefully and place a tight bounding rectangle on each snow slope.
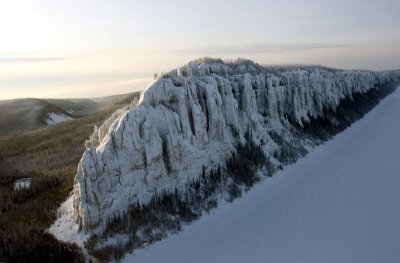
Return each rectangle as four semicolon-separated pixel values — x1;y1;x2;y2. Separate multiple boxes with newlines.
48;197;88;246
124;86;400;263
46;112;73;125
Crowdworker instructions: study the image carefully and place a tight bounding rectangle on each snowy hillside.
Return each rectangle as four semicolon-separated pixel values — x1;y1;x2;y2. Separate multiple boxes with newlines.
50;58;400;260
125;86;400;263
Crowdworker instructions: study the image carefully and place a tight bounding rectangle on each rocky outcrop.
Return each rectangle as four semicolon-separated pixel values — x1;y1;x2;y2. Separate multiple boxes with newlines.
73;58;400;230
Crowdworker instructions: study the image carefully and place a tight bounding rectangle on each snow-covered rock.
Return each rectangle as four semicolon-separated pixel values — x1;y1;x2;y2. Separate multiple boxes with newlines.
14;177;32;190
72;58;400;231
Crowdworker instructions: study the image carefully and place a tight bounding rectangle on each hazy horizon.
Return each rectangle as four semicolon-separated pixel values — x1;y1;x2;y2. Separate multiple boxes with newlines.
1;0;400;100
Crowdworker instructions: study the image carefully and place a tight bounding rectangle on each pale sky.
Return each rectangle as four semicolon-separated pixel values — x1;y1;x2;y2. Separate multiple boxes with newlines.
1;0;399;100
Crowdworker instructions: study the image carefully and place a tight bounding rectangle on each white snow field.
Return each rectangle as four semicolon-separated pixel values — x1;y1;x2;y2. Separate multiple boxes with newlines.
46;112;73;125
124;87;400;263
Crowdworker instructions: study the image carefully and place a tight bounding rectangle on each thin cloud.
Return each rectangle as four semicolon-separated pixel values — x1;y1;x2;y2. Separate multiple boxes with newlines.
176;42;351;55
116;78;153;86
0;56;72;63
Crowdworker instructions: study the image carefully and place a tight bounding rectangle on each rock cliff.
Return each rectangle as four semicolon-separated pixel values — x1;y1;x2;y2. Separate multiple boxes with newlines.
73;58;400;230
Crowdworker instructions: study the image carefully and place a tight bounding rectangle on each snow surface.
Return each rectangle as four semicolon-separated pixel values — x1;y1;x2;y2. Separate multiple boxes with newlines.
48;197;88;246
123;87;400;263
46;112;73;125
14;178;32;190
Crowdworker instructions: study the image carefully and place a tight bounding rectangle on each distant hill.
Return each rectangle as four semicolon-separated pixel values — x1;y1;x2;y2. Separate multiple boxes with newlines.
45;98;98;116
0;91;141;135
0;98;73;135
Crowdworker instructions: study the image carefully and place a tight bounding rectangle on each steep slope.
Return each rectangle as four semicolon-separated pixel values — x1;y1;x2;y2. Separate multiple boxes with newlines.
71;58;400;232
125;86;400;263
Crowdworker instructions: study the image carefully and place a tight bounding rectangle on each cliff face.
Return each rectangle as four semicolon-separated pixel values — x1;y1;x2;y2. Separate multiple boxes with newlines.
73;58;400;230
